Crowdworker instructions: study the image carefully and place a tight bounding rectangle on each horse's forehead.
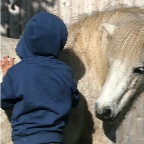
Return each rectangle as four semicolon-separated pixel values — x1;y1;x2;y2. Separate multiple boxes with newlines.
108;23;144;65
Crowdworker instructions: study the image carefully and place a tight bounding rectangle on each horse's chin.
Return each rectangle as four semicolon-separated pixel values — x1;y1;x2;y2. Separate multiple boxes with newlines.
95;112;118;122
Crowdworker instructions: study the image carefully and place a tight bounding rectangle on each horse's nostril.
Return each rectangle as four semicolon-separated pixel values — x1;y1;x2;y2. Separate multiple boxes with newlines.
95;104;113;121
102;108;112;119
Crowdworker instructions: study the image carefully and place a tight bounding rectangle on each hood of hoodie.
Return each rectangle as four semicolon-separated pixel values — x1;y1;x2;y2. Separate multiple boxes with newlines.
16;12;68;59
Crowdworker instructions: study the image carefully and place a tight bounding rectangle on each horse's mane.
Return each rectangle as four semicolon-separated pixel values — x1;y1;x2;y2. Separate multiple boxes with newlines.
66;7;144;90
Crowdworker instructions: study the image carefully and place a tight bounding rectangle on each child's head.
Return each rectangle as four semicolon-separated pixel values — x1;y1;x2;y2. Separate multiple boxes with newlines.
16;12;68;59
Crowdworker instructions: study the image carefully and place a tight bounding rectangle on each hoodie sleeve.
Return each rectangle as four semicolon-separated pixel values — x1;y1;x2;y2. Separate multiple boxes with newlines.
71;80;79;107
1;73;17;110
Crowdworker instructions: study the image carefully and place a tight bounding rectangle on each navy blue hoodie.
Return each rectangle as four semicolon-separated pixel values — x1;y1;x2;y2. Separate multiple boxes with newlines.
1;12;79;144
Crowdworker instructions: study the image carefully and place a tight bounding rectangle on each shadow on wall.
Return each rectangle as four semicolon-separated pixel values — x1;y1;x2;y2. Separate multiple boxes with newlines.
102;90;143;143
1;0;57;38
57;49;95;144
59;49;86;83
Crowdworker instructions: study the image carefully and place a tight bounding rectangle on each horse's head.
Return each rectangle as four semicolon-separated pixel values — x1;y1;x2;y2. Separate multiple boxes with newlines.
95;22;144;121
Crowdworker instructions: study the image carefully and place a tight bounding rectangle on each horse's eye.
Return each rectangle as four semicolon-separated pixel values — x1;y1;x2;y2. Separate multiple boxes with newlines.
133;67;144;74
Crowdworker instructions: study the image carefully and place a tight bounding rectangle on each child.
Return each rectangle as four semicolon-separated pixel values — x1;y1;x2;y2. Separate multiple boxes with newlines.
1;12;79;144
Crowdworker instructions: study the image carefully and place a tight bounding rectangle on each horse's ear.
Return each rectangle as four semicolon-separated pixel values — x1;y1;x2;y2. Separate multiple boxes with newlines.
102;23;118;35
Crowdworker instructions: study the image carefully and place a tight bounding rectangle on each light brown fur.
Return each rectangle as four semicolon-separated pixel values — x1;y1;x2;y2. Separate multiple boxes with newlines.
1;7;144;144
64;7;144;143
